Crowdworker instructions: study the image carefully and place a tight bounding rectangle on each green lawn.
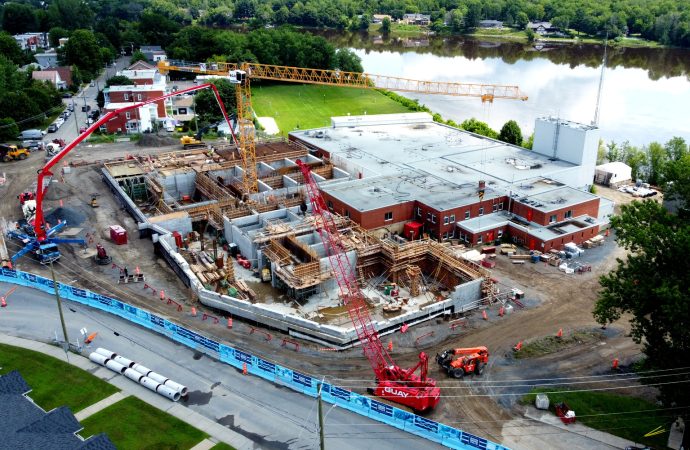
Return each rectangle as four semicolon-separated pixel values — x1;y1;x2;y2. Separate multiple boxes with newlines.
522;389;671;448
0;343;119;412
210;443;237;450
81;397;208;449
251;83;410;134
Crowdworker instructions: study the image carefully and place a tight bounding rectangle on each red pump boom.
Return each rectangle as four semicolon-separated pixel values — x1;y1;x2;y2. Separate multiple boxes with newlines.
34;83;237;242
296;159;440;412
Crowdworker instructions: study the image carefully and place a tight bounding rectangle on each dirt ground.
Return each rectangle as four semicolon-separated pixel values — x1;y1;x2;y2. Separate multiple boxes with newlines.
1;143;648;449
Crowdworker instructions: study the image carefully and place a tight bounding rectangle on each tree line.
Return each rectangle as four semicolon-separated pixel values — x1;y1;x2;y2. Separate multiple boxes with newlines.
2;0;690;49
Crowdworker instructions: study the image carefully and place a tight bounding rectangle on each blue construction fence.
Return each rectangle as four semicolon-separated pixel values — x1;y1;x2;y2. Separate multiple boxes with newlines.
0;268;509;450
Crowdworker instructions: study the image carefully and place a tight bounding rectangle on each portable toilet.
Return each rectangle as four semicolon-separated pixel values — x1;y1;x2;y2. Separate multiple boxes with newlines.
109;225;128;245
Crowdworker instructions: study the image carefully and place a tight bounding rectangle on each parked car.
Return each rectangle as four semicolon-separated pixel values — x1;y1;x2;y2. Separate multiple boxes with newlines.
61;92;73;98
22;140;43;151
67;104;74;112
47;123;58;133
81;105;91;112
54;118;64;127
79;126;87;133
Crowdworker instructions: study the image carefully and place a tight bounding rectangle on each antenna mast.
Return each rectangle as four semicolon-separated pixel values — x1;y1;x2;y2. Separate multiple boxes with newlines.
592;34;608;127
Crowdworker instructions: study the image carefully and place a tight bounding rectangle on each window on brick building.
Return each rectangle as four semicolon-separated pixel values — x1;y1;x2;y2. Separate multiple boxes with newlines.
565;210;573;219
124;93;129;101
479;207;484;216
125;112;130;119
327;200;333;210
431;214;436;224
443;216;449;225
416;207;422;217
498;203;503;210
550;214;557;224
492;203;498;212
477;235;483;244
498;229;503;238
385;211;393;221
344;210;350;218
450;214;455;222
427;212;431;221
137;94;142;101
465;210;470;220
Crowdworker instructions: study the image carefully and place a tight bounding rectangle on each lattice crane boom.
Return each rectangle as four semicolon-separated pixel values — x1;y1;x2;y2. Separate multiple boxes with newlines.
296;159;440;412
158;60;528;197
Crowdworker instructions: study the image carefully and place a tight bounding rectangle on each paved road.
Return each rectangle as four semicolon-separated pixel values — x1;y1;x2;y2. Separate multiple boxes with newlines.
0;282;445;450
50;56;131;144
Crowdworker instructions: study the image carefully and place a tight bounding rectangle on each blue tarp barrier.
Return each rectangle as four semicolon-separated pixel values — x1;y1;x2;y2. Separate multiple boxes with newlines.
0;268;510;450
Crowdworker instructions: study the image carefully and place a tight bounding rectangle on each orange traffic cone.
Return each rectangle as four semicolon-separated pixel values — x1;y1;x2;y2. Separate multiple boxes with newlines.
513;341;523;352
84;332;98;344
482;310;488;320
0;297;6;308
242;363;248;375
191;307;197;317
387;340;393;351
612;358;619;370
556;328;563;338
498;306;505;317
227;317;233;328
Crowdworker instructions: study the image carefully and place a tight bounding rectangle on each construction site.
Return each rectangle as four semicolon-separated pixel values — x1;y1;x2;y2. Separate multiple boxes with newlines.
0;61;659;449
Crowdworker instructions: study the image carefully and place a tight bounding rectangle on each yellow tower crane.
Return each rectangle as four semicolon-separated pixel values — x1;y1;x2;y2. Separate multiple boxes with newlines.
158;60;528;196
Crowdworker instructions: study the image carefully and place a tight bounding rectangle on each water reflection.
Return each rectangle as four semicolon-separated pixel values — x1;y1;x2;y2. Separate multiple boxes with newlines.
315;30;690;145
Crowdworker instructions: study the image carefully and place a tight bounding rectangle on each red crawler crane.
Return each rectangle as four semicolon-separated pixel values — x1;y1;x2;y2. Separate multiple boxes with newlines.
296;160;440;412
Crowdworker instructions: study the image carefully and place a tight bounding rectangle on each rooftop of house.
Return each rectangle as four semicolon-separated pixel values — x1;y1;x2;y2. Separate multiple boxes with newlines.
1;371;116;450
117;69;159;79
105;84;166;93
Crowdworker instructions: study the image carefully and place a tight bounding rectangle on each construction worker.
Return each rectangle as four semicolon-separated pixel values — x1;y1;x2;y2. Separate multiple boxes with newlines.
123;266;129;278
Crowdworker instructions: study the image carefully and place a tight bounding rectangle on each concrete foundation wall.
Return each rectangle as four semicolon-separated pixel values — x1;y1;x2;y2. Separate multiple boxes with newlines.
157;171;196;200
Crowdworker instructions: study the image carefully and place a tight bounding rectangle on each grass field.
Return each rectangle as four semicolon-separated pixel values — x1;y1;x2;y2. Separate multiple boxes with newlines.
210;443;237;450
522;388;670;448
251;84;410;133
81;397;208;449
0;343;119;412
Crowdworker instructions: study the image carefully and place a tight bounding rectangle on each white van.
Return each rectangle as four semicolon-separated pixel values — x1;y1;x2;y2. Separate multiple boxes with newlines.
19;129;45;140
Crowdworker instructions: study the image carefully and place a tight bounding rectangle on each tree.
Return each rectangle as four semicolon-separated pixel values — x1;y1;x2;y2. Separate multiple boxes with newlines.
130;50;147;64
0;32;26;65
515;12;529;30
62;29;102;80
606;140;620;162
596;139;606;165
48;27;69;48
662;154;690;218
194;79;236;126
0;118;19;141
359;14;371;30
2;3;38;34
525;28;536;42
498;120;523;145
461;118;498;139
106;75;134;87
334;48;363;73
380;17;391;34
645;142;667;186
523;133;534;150
624;146;647;181
47;0;94;30
665;136;688;161
594;199;690;409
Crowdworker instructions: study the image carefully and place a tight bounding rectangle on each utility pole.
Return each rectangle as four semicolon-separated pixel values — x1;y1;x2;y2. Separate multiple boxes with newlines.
72;98;79;135
317;382;325;450
49;260;70;352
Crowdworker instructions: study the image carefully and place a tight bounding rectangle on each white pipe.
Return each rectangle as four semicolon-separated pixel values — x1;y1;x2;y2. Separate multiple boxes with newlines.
113;355;135;368
163;379;188;396
146;371;169;385
140;376;161;392
156;384;181;402
131;363;152;376
105;359;127;374
123;368;143;383
94;347;117;359
89;353;109;366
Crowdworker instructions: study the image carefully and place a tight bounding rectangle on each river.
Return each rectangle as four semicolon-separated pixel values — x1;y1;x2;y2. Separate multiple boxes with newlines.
319;31;690;147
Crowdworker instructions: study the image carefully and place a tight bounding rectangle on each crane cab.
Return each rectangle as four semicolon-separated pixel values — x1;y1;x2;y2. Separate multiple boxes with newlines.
229;70;247;85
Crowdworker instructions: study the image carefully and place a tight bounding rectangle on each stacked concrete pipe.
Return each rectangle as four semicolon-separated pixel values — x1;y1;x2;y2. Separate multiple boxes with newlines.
89;348;186;402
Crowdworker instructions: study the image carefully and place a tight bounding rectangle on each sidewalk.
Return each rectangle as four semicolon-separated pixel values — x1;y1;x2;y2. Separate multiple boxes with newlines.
0;334;256;450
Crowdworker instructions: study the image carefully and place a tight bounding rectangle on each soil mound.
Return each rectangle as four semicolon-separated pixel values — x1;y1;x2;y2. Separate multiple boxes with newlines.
137;134;178;147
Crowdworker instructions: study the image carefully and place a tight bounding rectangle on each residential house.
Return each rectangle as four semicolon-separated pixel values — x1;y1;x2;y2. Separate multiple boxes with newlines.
402;14;431;25
58;37;69;47
34;50;59;69
101;84;167;133
479;20;503;28
116;69;165;87
1;370;116;450
140;45;167;62
31;70;66;90
170;95;195;124
372;14;392;24
127;60;155;71
54;67;73;88
527;21;562;36
13;33;48;51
